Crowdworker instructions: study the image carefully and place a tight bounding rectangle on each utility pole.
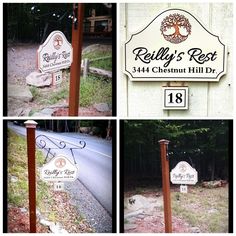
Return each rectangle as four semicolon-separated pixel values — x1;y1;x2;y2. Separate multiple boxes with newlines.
69;3;84;116
24;120;38;233
159;139;172;233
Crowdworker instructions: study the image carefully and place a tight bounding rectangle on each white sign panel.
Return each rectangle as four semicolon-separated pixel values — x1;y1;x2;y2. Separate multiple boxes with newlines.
40;154;78;182
38;31;73;73
163;87;188;109
170;161;198;185
124;9;227;81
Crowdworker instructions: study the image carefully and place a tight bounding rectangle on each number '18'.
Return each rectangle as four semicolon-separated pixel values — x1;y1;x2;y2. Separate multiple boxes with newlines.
168;93;183;104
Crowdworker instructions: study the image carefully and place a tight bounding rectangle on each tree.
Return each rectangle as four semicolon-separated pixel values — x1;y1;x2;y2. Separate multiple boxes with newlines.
160;13;191;44
122;120;231;190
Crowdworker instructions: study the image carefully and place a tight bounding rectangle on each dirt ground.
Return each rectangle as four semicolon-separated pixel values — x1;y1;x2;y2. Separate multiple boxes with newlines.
8;44;38;85
7;191;93;233
7;43;112;117
8;207;49;233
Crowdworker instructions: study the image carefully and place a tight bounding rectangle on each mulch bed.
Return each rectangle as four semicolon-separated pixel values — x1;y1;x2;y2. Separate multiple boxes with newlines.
8;207;49;233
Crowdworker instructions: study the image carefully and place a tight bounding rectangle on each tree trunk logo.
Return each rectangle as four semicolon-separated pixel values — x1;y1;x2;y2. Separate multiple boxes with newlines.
53;35;63;50
160;13;191;44
179;163;187;173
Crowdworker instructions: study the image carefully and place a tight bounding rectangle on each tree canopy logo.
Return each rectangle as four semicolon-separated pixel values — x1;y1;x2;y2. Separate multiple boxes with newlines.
160;13;191;44
55;158;66;168
53;34;63;50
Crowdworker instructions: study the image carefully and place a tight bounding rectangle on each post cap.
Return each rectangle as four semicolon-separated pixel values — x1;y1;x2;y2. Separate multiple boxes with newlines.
24;120;38;128
158;139;170;144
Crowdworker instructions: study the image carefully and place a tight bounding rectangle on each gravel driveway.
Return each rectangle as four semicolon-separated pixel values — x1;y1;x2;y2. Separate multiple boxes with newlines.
65;179;113;233
8;44;39;85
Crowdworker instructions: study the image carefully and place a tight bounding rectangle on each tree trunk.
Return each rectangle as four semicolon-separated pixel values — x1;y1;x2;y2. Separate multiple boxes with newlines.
106;120;111;140
211;157;215;181
57;120;60;132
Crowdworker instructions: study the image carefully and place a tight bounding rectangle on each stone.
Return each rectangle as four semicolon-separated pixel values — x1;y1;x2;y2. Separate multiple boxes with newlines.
80;127;92;134
10;176;18;183
39;108;55;116
8;84;33;102
26;71;52;87
13;108;31;116
94;103;110;112
191;227;201;233
36;209;41;217
124;209;144;219
20;208;27;213
50;223;69;234
208;208;218;214
124;195;162;212
40;219;52;227
32;108;55;117
124;223;137;231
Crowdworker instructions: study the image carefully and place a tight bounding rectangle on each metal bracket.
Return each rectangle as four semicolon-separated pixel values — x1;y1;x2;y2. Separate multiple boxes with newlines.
35;134;86;164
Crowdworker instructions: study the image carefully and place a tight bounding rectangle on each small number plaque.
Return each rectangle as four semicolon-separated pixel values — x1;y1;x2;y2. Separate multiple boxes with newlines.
52;70;62;86
54;182;64;191
180;185;188;193
163;87;188;110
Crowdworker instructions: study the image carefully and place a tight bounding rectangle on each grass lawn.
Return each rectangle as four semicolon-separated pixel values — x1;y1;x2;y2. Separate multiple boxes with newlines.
171;186;228;233
8;129;51;210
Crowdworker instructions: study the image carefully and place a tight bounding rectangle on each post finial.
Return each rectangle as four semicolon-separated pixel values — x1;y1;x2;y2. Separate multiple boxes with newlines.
24;120;38;128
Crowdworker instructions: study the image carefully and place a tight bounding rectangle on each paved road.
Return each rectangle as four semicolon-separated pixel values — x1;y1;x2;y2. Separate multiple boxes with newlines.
8;122;113;215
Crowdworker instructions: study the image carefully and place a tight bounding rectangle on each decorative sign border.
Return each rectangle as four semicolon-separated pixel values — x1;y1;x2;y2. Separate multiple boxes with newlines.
40;154;78;182
37;31;73;73
170;161;198;185
124;8;227;82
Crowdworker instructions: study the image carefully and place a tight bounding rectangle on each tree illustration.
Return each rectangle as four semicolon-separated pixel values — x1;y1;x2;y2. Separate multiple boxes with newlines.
160;13;191;44
53;35;63;49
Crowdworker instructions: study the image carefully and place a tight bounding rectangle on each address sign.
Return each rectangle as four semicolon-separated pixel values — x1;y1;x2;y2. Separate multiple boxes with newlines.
170;161;198;185
37;31;73;73
40;154;78;182
124;9;227;82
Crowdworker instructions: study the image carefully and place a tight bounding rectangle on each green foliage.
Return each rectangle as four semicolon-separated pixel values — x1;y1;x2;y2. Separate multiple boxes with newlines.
171;187;228;232
48;88;68;105
123;120;230;187
8;129;51;209
82;51;112;71
29;86;40;100
80;76;112;107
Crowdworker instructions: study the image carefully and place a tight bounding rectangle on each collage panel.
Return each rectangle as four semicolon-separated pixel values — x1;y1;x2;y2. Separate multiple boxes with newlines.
120;119;233;233
3;119;116;233
4;3;116;117
120;3;233;117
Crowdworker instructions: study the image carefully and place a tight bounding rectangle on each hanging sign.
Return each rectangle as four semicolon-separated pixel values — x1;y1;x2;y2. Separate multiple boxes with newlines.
124;9;227;82
170;161;198;185
38;31;73;73
40;154;78;182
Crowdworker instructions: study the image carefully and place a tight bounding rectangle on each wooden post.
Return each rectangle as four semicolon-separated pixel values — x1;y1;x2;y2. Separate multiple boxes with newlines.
69;3;84;116
159;139;172;233
83;58;89;79
24;120;38;233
